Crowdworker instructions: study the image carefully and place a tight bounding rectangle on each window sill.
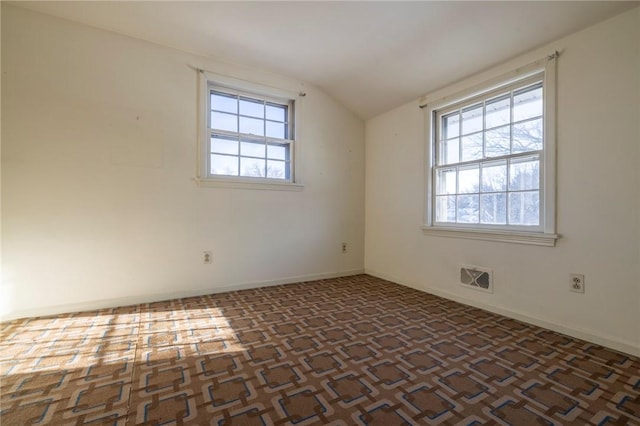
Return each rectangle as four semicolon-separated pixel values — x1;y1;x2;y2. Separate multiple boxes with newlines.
421;226;559;247
194;176;304;191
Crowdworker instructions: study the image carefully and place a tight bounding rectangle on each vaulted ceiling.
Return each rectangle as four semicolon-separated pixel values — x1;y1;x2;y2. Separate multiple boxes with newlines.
11;1;638;119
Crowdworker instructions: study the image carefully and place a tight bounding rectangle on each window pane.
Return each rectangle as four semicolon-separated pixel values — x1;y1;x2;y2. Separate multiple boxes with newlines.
267;143;288;160
509;156;539;191
210;154;238;176
513;85;542;122
436;195;456;222
442;113;460;139
458;165;479;194
266;103;287;121
240;157;265;177
239;97;264;118
436;168;457;195
211;92;237;113
240;139;265;158
266;121;286;139
485;94;510;129
481;193;506;224
461;133;482;162
512;118;542;153
266;160;287;179
508;191;539;226
457;195;479;223
211;135;238;155
440;138;459;165
461;105;482;135
211;111;237;132
481;161;507;192
485;125;510;158
239;116;264;136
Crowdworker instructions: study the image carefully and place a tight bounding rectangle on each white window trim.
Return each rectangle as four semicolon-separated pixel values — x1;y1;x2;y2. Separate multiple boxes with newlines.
422;54;558;247
195;71;304;191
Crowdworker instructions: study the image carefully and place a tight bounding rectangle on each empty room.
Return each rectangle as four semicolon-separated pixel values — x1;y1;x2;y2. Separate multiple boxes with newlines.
1;1;639;425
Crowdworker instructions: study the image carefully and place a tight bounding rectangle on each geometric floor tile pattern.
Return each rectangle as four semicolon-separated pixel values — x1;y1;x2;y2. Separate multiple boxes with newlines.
1;274;639;425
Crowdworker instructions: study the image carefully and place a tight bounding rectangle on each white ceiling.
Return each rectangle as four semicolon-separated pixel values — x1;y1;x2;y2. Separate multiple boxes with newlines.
11;1;638;119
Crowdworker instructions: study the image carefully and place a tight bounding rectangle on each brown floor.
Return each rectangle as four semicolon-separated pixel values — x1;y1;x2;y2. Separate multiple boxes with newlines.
1;274;638;425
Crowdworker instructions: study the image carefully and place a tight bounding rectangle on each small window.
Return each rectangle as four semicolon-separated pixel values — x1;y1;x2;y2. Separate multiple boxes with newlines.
197;72;303;190
423;56;558;246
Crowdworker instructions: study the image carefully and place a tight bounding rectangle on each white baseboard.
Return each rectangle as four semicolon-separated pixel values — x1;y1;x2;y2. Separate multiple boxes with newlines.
2;269;365;321
365;268;640;358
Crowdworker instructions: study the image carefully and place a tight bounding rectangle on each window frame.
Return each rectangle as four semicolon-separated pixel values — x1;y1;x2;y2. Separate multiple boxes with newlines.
422;56;558;246
196;71;304;191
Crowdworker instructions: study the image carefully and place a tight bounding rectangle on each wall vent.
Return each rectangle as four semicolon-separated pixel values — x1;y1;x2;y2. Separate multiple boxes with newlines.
460;265;493;293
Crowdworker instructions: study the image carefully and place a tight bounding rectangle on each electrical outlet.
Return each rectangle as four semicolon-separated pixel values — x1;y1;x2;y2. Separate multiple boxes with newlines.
203;251;212;264
570;273;584;293
342;243;348;253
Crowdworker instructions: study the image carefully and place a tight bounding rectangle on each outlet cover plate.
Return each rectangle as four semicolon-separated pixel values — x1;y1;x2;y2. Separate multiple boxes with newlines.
570;273;585;293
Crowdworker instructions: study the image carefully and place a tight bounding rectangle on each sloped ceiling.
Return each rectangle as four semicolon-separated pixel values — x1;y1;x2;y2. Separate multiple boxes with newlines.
10;1;638;119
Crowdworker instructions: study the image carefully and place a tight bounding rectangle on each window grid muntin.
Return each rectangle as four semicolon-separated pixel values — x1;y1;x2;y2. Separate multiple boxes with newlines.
208;86;293;181
434;154;541;226
434;78;543;228
209;131;292;180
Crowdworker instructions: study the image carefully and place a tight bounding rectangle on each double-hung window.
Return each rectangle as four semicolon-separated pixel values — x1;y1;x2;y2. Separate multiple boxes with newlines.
197;72;303;190
423;56;558;246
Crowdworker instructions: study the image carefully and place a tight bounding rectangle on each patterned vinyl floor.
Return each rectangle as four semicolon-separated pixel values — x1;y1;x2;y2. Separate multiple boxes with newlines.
1;274;639;425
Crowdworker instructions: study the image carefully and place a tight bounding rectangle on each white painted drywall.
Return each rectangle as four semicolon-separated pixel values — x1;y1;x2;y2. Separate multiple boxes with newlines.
365;8;640;355
1;5;365;319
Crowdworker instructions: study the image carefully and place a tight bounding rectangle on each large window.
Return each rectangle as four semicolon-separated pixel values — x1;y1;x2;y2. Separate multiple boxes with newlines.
197;72;303;190
423;56;557;246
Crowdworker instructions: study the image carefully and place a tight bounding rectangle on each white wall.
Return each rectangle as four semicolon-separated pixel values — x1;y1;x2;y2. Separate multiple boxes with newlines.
1;5;365;319
3;4;639;357
365;8;640;356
